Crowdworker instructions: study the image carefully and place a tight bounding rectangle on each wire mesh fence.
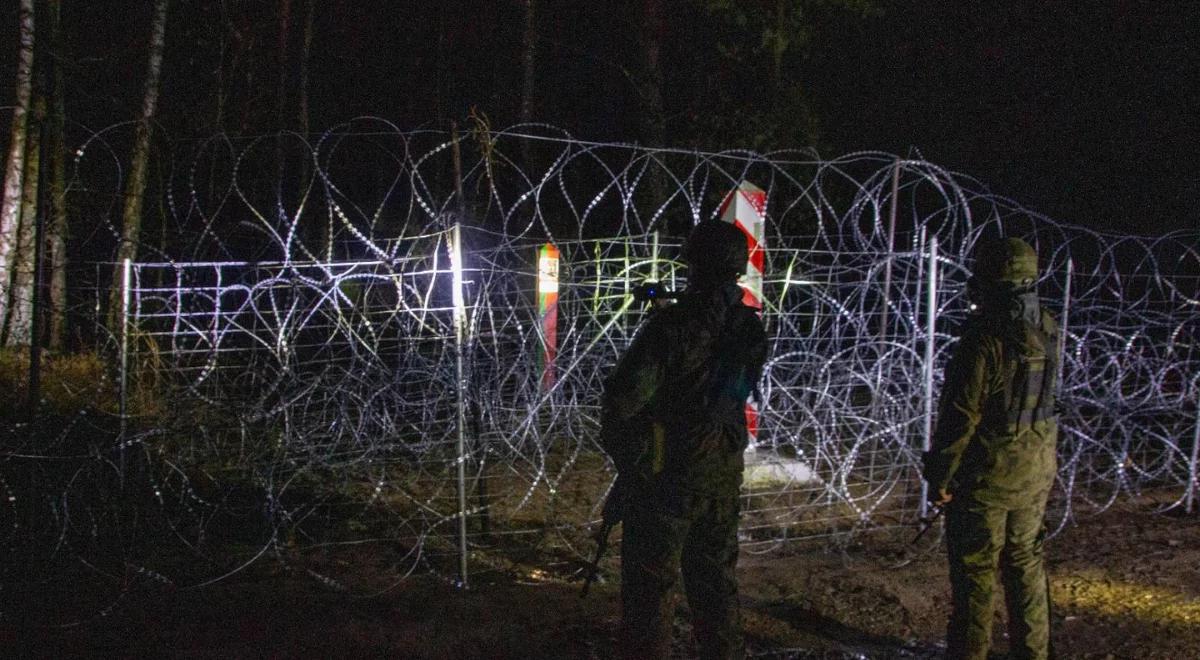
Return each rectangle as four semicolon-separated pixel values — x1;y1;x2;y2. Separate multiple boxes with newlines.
3;123;1198;609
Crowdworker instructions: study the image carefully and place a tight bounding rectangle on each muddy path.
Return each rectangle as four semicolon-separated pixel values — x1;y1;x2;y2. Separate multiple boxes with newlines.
3;501;1197;658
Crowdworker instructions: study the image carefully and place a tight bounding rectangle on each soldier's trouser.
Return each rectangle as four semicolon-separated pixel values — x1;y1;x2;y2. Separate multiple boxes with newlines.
620;491;743;660
945;498;1050;660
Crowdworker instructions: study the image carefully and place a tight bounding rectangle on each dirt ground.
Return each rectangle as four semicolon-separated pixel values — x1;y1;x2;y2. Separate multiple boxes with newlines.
3;497;1198;659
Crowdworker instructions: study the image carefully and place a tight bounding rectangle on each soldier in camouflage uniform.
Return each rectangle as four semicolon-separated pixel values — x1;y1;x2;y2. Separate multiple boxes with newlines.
923;237;1060;660
601;220;767;660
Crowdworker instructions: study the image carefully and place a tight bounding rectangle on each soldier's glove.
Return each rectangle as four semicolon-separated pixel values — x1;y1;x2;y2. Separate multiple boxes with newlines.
929;487;953;507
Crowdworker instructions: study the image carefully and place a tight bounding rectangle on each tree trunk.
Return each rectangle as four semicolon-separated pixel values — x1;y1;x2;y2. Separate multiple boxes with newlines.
637;0;666;149
637;0;669;229
772;0;788;89
5;93;44;346
109;0;169;332
295;0;316;255
519;0;538;167
214;26;228;132
46;0;68;351
0;0;35;343
435;12;450;122
276;0;292;134
520;0;537;126
274;0;292;211
298;0;314;136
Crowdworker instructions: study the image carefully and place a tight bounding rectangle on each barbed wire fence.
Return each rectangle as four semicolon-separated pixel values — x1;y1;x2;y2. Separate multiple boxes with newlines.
3;120;1198;617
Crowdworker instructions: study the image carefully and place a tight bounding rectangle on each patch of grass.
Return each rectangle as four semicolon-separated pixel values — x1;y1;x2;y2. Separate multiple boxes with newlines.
0;348;117;418
0;342;172;421
1055;571;1200;629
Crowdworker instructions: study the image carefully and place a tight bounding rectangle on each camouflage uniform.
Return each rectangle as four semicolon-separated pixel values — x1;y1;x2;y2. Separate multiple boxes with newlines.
602;222;767;660
923;238;1059;660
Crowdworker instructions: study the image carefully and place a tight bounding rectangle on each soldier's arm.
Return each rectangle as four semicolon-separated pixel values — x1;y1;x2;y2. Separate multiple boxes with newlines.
922;331;992;495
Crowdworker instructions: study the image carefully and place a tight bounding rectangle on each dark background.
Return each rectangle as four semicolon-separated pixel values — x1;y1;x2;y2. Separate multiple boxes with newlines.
3;0;1197;233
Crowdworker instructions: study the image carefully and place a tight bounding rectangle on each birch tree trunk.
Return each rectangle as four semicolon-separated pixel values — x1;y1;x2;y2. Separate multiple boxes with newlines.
109;0;169;332
46;0;69;350
4;94;44;346
0;0;36;344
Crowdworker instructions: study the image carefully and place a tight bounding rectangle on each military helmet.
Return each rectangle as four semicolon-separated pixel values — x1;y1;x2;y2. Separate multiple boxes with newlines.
971;237;1038;288
683;220;748;280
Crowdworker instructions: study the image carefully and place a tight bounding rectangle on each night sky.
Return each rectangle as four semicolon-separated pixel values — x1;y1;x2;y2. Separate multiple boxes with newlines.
2;0;1197;234
807;2;1200;234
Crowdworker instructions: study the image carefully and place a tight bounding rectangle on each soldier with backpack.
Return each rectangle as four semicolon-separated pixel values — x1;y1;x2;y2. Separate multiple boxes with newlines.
600;219;768;660
923;237;1060;660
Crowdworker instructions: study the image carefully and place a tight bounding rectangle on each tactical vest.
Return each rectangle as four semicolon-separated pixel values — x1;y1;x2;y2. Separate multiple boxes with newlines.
996;310;1058;433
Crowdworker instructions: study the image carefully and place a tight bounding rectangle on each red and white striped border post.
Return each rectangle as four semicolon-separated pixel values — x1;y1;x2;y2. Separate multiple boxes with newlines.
718;181;766;447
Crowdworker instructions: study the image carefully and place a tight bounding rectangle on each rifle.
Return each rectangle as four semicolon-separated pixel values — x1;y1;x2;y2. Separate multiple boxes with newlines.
910;503;945;544
580;476;627;598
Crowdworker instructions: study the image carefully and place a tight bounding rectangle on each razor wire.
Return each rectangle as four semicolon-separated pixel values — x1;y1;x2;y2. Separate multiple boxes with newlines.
2;121;1197;614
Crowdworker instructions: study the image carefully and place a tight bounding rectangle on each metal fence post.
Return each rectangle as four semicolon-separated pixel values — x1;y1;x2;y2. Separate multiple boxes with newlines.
623;237;631;298
919;235;939;518
880;159;900;338
449;223;470;587
870;160;902;486
119;257;132;478
1057;258;1073;392
651;229;660;283
1188;391;1200;514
